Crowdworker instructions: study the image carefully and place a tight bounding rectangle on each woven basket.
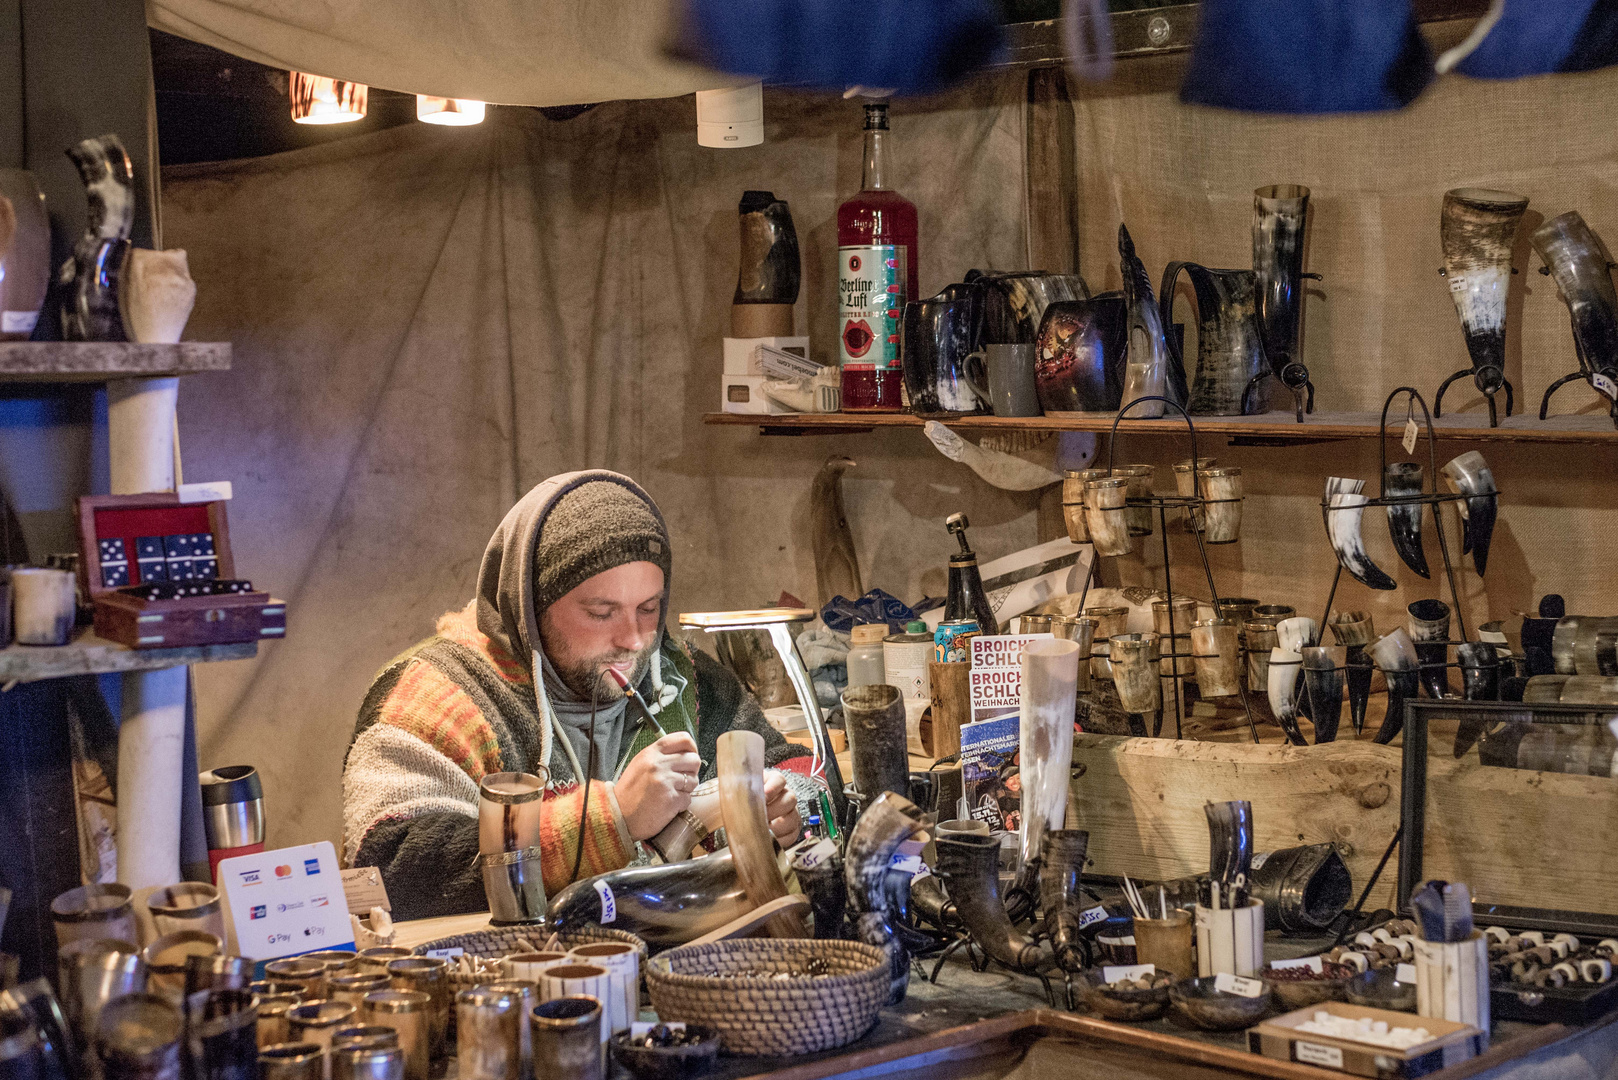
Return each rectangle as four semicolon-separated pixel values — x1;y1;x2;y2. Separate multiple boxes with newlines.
416;924;648;991
645;939;888;1056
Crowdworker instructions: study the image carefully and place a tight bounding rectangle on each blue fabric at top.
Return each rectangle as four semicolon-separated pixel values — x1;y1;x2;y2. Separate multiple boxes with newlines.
680;0;1004;96
1181;0;1433;114
1455;0;1601;78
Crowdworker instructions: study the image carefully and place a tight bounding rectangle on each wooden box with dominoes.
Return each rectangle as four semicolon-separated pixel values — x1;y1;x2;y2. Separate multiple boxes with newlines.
76;493;286;649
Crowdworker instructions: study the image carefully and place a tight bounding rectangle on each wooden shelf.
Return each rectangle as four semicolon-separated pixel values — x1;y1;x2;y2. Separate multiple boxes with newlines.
703;409;1618;445
0;629;257;685
0;342;231;383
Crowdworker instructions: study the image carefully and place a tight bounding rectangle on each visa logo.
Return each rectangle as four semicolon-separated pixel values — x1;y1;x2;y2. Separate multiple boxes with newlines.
249;905;267;920
303;859;321;876
239;870;262;885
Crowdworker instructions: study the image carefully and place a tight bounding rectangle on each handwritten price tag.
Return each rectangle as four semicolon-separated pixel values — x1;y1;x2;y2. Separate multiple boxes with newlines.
1101;963;1155;983
424;947;463;960
1397;963;1418;984
1078;905;1109;930
1214;973;1265;998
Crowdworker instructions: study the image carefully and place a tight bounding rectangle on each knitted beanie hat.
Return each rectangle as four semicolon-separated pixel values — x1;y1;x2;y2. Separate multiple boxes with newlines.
531;479;672;613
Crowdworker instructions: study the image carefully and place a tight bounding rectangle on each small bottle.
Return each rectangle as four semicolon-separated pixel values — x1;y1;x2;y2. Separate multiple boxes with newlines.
846;624;889;687
837;100;918;413
944;514;999;636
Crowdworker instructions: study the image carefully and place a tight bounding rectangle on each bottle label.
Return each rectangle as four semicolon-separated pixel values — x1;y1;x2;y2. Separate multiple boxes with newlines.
837;245;904;372
594;879;617;924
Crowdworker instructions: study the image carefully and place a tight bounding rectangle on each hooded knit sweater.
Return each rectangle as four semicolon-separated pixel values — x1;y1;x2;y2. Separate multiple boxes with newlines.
342;470;811;921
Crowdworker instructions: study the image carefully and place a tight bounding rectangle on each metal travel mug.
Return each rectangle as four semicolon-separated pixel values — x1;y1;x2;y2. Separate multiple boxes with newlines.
198;767;265;883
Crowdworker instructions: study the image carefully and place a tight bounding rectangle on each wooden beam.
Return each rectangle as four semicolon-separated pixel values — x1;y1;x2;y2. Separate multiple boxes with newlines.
1025;67;1080;275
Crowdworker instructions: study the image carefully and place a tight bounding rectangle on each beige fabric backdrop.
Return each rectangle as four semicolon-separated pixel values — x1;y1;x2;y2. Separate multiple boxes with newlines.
166;57;1618;854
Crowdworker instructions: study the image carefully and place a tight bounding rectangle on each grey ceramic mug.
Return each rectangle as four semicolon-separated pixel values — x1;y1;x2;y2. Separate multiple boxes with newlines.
968;343;1042;417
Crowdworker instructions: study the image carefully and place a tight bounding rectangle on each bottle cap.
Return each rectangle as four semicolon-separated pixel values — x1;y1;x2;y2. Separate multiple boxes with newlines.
905;620;928;634
850;624;887;645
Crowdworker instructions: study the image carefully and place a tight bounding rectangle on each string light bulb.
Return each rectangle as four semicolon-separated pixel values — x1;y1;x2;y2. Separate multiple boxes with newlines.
417;96;486;126
289;72;367;124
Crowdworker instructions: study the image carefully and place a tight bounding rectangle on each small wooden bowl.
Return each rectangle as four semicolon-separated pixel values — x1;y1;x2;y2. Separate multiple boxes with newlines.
1168;976;1272;1031
1076;969;1175;1021
610;1026;721;1080
1263;962;1353;1011
1343;966;1417;1013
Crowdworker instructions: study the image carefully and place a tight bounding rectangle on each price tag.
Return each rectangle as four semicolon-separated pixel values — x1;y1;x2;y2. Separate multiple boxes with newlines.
425;947;464;960
1594;372;1618;400
1295;1041;1344;1069
1078;905;1109;930
1249;851;1270;871
1397;963;1418;984
1101;963;1155;983
792;838;836;871
1214;973;1265;998
1403;417;1419;455
1270;955;1324;974
594;880;617;924
889;854;924;875
339;867;391;916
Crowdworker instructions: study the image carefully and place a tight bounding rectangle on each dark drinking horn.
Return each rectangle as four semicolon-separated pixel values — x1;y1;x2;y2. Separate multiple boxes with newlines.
1034;294;1128;413
1530;211;1618;421
1408;599;1453;700
1440;451;1498;577
789;845;847;940
1038;829;1091;973
933;834;1043;972
1453;642;1503;758
1368;629;1420;745
1382;462;1430;578
1253;184;1313;414
60;135;135;342
1328;611;1375;735
1160;262;1268;416
841;683;910;800
882;866;939;956
1435;188;1528;424
1302;647;1345;745
908;875;957;932
543;849;751;949
1203;800;1254;907
732;191;800;307
1248;844;1352;933
843;792;927;1004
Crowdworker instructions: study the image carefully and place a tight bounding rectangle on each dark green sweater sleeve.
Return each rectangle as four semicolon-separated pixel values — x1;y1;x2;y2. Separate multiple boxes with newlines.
352;812;486;923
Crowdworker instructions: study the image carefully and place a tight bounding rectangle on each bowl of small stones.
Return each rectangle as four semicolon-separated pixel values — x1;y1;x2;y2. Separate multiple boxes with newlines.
1262;960;1355;1011
611;1023;721;1080
1077;968;1176;1021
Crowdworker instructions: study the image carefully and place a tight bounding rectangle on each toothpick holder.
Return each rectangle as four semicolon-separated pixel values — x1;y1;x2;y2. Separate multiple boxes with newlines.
1414;932;1490;1046
1195;901;1265;977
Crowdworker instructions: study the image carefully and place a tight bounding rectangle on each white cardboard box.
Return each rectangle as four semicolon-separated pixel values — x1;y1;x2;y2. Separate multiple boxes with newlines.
723;336;810;376
721;375;792;415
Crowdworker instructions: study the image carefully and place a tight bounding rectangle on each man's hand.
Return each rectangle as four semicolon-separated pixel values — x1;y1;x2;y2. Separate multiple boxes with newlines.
615;732;702;840
764;770;802;845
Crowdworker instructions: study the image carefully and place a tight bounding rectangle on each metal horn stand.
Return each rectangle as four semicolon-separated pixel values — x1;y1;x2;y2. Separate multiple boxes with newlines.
1099;397;1260;744
1315;388;1487;705
1433;265;1517;429
1535;261;1618;428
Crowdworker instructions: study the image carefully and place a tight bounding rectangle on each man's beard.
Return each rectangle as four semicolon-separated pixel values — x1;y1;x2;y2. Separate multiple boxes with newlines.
551;640;657;701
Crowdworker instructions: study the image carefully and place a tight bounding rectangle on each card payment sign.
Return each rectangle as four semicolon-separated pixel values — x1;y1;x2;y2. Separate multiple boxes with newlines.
219;841;354;960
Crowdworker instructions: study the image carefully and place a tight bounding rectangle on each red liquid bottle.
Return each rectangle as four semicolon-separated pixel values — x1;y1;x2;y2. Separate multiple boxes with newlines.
837;102;918;412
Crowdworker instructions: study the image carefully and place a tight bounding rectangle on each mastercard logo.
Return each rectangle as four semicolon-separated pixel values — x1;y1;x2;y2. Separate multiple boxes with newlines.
274;865;293;878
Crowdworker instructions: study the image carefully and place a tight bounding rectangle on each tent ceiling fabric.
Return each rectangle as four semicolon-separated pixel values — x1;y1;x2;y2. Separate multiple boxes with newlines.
147;0;740;105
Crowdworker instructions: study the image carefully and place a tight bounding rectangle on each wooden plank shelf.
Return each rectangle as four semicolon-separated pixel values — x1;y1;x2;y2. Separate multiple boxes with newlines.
0;629;256;685
703;409;1618;445
0;342;231;383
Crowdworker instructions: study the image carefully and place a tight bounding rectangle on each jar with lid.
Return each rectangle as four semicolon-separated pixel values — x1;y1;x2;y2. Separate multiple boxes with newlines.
846;624;889;689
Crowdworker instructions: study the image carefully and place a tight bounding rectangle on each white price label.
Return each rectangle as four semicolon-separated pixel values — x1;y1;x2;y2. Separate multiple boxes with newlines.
1214;973;1265;998
1078;905;1109;930
1295;1041;1344;1068
1270;955;1324;974
1594;372;1618;400
425;947;464;959
792;838;837;871
1101;963;1155;983
594;880;617;924
889;854;924;874
1402;417;1419;455
1397;963;1418;983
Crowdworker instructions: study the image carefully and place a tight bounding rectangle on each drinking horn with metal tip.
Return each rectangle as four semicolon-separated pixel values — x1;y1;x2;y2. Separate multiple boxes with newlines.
1439;187;1529;410
1203;800;1254;908
1118;224;1188;415
1368;628;1421;744
1407;599;1453;700
1440;451;1498;576
789;841;847;940
1328;611;1376;735
1382;462;1431;578
1248;844;1352;933
843;791;928;1003
934;833;1044;973
1038;829;1091;974
1324;477;1397;590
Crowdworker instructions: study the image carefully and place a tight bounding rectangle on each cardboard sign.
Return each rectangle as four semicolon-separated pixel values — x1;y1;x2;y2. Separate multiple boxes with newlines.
339;866;391;915
219;842;354;961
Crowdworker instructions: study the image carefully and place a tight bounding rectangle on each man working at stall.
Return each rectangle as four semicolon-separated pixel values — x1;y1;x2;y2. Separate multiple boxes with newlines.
343;470;811;920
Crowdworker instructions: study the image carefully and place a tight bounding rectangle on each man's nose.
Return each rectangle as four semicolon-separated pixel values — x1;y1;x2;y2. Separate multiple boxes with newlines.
611;614;646;652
